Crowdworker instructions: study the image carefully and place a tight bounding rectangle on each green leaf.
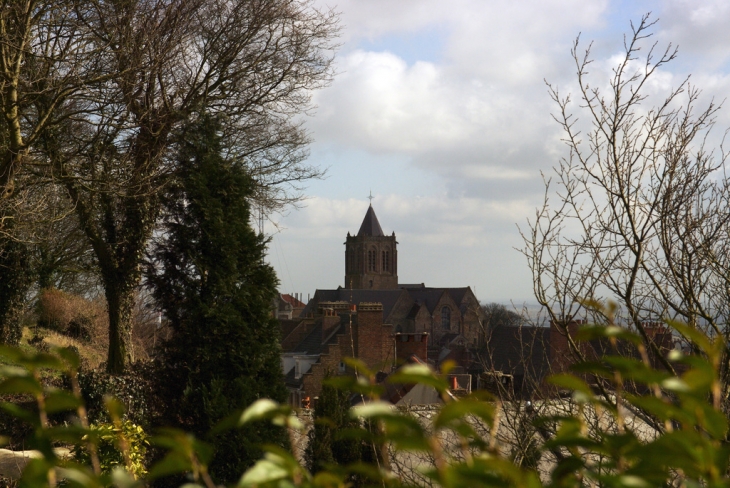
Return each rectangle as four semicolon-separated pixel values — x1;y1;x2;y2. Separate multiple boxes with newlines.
387;363;448;394
0;376;42;395
239;398;290;425
434;397;495;429
350;401;393;419
661;377;691;393
341;357;374;377
147;451;192;479
55;347;81;371
576;325;642;345
667;321;716;358
0;401;38;425
238;457;290;487
45;390;82;413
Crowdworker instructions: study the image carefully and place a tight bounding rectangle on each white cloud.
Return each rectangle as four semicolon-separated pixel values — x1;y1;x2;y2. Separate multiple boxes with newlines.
272;0;730;303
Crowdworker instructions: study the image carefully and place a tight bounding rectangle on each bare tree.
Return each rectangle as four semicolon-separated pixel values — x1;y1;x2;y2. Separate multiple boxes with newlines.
0;1;106;342
32;0;337;373
520;15;730;415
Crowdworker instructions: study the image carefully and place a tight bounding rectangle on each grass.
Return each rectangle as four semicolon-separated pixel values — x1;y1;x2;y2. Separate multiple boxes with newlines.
19;326;108;370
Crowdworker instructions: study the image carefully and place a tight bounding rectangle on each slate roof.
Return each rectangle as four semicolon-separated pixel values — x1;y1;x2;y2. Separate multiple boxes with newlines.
357;205;385;237
284;366;301;388
291;323;325;355
301;288;407;319
300;286;477;319
398;287;471;313
290;318;347;356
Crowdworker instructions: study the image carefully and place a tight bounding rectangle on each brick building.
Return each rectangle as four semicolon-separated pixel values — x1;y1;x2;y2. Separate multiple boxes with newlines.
281;300;428;407
279;204;485;406
478;317;676;399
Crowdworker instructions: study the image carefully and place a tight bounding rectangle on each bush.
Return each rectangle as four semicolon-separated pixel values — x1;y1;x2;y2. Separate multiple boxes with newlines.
37;288;107;344
77;362;164;428
2;322;730;487
71;420;149;478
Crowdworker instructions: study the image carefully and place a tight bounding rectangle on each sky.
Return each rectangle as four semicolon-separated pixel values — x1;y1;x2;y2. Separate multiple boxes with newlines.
265;0;730;305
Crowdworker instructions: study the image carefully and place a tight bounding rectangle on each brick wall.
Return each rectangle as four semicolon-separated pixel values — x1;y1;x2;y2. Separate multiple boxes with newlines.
321;311;341;341
642;322;674;370
394;332;429;364
549;318;584;373
356;302;389;370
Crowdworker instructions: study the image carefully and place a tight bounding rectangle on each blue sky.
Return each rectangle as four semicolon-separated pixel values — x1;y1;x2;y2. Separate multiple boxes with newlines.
265;0;730;305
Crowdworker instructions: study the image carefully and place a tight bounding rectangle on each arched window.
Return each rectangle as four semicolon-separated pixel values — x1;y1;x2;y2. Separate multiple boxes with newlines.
382;249;390;272
441;307;451;330
368;248;377;272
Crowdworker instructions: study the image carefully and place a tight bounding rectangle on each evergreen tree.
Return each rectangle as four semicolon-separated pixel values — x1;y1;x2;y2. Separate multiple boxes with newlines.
147;113;286;483
305;376;362;476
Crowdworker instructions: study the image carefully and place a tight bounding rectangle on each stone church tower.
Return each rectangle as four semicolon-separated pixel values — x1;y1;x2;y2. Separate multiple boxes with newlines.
345;205;398;289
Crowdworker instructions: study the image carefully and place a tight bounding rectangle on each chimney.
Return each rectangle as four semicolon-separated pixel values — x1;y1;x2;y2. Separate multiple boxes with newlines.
321;308;340;341
394;332;429;363
355;302;385;370
549;317;583;373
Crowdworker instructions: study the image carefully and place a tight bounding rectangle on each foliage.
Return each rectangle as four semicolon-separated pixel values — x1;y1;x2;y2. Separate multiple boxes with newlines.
77;362;163;428
71;420;149;479
305;376;362;476
37;288;108;342
1;316;730;487
481;303;522;330
146;113;288;483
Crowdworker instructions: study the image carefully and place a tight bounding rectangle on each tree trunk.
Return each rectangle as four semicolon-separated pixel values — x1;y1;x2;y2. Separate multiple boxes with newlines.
104;276;136;374
0;234;30;345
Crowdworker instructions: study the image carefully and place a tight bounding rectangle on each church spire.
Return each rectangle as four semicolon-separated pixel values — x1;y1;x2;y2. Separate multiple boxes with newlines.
345;200;398;289
357;204;385;237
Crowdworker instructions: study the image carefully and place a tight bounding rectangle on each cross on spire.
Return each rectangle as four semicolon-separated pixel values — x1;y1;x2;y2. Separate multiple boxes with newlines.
368;190;374;205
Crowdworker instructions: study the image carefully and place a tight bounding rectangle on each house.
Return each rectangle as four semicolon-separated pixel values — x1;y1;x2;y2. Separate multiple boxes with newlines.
477;317;676;399
274;293;307;320
281;300;430;407
279;203;486;407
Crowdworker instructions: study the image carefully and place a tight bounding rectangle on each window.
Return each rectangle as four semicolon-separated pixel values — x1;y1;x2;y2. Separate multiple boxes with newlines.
382;249;390;272
441;307;451;330
368;248;377;272
339;361;346;373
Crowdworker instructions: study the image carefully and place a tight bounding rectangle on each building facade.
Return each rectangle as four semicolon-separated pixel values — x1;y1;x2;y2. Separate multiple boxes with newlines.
344;204;398;290
279;204;487;406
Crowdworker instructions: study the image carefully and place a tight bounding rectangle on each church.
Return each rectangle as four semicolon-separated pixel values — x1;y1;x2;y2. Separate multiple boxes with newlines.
279;203;486;406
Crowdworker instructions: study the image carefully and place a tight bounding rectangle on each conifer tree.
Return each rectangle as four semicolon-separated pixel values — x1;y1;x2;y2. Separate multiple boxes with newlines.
305;377;362;476
147;113;286;483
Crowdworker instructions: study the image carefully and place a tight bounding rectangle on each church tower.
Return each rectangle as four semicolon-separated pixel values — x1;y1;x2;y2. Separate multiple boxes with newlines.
345;204;398;289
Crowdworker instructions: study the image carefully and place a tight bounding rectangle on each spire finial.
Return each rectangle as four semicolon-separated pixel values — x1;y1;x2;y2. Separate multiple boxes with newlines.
368;190;374;205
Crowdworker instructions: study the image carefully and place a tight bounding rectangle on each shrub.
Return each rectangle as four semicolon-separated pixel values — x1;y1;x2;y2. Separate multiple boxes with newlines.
37;288;108;344
2;323;730;488
71;420;149;479
77;362;164;428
